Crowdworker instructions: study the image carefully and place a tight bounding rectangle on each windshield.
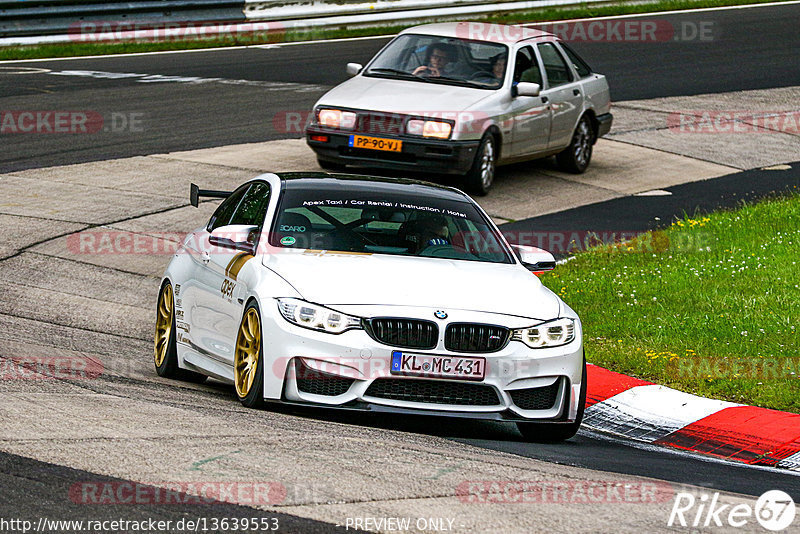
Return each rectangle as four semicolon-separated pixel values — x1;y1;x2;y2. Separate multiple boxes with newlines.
365;34;509;89
270;185;513;264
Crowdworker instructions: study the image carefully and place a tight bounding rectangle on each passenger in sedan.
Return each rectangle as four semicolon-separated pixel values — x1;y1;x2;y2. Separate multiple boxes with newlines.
491;53;507;80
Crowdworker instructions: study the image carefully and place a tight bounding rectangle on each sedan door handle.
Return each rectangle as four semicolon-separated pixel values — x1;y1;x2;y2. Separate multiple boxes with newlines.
201;251;210;264
573;89;581;96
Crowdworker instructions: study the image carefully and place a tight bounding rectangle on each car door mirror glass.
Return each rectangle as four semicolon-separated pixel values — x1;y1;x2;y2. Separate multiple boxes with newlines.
515;82;541;97
346;63;363;76
209;224;259;253
509;243;555;272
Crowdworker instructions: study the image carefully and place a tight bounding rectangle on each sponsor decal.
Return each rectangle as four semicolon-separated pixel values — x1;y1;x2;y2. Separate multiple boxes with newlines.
220;279;235;301
224;252;253;281
280;236;296;246
280;225;306;233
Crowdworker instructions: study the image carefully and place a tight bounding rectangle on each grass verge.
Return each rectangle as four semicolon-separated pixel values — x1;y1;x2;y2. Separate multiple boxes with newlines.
0;0;794;60
539;193;800;413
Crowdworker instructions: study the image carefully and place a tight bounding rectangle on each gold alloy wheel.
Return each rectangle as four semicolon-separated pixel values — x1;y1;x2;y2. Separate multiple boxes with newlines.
235;307;261;398
154;284;173;367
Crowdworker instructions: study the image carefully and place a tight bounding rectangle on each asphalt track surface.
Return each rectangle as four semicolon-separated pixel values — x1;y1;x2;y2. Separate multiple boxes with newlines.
0;450;364;533
1;3;800;530
1;2;800;172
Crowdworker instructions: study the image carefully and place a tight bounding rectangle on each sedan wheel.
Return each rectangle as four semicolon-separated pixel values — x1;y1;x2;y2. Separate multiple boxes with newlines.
154;283;206;382
234;303;266;408
464;135;496;196
154;283;175;374
556;115;594;173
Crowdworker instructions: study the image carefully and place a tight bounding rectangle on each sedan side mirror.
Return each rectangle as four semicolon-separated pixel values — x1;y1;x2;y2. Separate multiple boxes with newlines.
509;244;556;274
209;224;259;254
346;63;363;76
515;82;541;97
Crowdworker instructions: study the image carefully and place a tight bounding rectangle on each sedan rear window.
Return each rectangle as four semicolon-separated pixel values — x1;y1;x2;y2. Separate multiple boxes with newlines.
270;187;513;264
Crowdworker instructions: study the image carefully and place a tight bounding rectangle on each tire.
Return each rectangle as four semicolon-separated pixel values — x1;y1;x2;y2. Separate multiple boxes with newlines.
317;157;346;172
464;134;496;196
234;301;266;409
556;115;594;174
516;356;587;443
154;282;207;383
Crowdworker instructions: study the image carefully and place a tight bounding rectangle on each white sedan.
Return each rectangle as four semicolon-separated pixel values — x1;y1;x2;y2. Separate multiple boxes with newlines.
306;22;612;195
155;172;586;441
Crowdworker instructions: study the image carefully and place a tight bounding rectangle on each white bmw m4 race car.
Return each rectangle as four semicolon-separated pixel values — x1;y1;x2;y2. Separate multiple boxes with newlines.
155;172;586;441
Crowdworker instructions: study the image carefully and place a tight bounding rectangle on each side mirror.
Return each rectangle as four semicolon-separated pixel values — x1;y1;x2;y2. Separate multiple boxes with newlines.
209;224;259;254
515;82;541;97
346;63;363;76
509;244;555;274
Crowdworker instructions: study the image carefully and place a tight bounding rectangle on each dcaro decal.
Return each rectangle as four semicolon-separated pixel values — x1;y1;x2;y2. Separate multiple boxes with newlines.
280;225;306;232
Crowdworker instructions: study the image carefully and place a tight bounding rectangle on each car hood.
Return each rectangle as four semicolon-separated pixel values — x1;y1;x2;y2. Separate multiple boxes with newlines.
315;75;494;115
263;252;560;320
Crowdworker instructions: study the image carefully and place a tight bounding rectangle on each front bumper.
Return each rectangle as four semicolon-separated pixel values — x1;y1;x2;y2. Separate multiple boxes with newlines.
306;128;480;175
263;305;584;423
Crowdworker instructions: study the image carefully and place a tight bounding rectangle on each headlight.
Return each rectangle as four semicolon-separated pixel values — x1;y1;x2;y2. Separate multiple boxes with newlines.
277;298;361;334
511;318;576;348
406;119;452;139
317;108;357;129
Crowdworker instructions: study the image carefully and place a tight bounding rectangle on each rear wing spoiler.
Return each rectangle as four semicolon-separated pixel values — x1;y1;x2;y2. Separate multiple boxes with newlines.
190;183;231;208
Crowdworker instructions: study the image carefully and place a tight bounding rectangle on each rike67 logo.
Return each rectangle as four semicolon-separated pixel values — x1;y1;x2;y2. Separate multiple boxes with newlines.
669;490;796;531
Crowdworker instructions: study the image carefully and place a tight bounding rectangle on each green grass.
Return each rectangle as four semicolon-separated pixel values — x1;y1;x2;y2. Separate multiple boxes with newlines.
539;192;800;413
0;0;793;60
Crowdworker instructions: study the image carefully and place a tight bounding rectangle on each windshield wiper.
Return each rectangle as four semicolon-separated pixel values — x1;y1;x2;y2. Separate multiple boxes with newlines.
430;76;488;89
366;68;420;79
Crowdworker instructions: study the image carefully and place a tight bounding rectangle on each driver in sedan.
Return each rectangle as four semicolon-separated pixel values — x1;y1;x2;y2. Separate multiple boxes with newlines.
412;43;454;77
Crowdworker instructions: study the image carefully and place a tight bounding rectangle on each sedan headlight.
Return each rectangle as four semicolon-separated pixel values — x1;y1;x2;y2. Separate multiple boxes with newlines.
511;318;576;348
277;298;361;334
317;108;357;129
406;119;452;139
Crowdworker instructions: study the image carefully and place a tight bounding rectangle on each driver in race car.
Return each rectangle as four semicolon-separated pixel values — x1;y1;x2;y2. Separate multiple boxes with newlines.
417;214;450;248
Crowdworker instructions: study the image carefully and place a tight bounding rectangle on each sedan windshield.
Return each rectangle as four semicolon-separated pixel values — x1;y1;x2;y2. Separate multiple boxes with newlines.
270;185;513;264
365;34;509;89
